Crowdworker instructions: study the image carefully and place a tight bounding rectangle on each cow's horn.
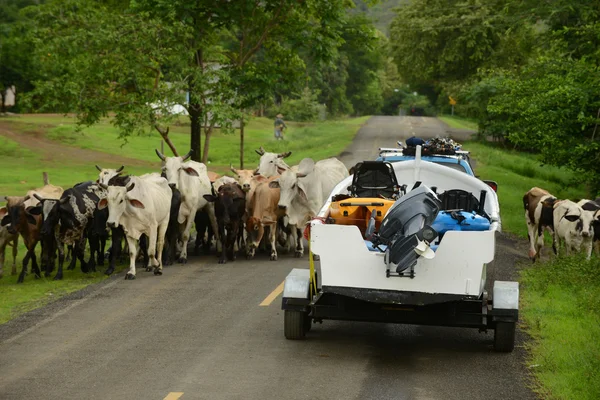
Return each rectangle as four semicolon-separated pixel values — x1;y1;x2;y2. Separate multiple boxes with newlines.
60;196;69;204
99;183;108;190
126;182;135;192
155;149;166;161
23;195;30;202
33;193;44;202
277;151;292;158
255;146;265;156
116;165;124;173
182;150;193;161
95;165;102;172
230;163;238;175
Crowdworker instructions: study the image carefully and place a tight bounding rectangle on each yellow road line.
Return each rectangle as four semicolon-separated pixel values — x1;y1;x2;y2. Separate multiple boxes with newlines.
260;281;285;306
164;392;184;400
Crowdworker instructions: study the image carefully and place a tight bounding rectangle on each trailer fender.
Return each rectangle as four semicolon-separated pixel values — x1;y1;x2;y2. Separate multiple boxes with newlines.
492;281;519;322
282;269;311;311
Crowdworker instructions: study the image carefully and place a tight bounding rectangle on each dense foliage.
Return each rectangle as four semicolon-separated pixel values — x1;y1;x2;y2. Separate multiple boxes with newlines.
389;0;600;193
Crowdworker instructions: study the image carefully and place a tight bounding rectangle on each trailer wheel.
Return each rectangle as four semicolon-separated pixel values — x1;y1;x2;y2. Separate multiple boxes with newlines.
494;322;516;352
284;310;306;340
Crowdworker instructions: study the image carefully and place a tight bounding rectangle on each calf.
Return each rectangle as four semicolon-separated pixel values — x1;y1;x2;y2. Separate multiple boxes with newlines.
0;208;18;278
577;199;600;255
523;187;559;261
553;200;594;258
98;174;171;279
204;183;246;264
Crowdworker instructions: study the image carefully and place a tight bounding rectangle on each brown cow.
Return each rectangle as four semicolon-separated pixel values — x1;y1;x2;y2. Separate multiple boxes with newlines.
1;175;63;283
0;210;18;278
523;187;560;261
246;177;284;261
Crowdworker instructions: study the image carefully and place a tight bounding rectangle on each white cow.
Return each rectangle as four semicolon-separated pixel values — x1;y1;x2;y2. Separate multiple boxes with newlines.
155;149;219;262
270;157;349;255
98;174;171;279
577;199;600;255
96;165;125;185
0;208;18;278
553;200;594;259
255;147;292;177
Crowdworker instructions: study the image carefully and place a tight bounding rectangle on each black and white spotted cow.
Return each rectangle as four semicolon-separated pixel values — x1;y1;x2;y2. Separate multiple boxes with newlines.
31;181;106;280
577;199;600;255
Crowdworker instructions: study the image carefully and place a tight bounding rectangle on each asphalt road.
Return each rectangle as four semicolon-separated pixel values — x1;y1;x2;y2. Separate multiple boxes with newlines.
0;116;534;400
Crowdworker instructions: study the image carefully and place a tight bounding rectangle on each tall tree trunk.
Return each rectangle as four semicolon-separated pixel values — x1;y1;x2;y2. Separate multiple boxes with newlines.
240;114;244;169
189;105;202;162
202;126;212;164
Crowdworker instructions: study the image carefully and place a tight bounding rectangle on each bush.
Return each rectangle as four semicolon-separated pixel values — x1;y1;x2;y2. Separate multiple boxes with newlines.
279;87;326;122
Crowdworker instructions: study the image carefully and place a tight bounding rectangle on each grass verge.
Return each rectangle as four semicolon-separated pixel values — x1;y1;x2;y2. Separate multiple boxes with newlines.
0;114;368;323
520;255;600;399
438;115;479;131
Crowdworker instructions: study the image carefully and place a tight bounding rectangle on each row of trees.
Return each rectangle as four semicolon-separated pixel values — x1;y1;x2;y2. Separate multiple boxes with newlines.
0;0;411;163
388;0;600;191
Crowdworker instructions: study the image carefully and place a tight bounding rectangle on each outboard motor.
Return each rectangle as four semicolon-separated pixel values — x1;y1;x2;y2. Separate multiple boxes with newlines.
370;185;441;277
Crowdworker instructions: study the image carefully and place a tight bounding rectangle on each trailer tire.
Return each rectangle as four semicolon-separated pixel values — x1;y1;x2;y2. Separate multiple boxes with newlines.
494;322;516;352
284;310;306;340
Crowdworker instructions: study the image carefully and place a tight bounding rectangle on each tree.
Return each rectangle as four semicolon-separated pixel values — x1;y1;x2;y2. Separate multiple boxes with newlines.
24;0;352;162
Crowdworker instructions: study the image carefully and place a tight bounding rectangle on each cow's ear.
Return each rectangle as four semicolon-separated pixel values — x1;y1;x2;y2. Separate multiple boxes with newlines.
183;167;199;177
203;194;217;202
269;181;280;189
297;181;308;201
1;215;9;227
565;215;579;222
98;198;108;210
26;213;37;225
276;165;288;175
129;199;145;209
27;206;42;216
0;207;6;219
296;158;315;178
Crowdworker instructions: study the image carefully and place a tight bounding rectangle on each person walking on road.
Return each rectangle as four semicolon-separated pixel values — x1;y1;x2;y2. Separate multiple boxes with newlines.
274;113;287;140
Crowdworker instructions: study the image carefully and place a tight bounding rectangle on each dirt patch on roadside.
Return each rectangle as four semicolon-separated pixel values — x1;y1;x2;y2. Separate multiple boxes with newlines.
0;120;155;168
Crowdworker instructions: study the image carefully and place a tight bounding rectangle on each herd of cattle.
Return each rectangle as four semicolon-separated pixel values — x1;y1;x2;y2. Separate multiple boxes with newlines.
0;147;348;283
524;187;600;261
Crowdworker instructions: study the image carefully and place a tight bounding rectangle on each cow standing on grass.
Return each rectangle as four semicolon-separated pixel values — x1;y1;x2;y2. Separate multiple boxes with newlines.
577;199;600;255
553;200;594;259
155;149;219;263
99;173;171;279
0;212;18;278
523;187;559;261
0;175;63;283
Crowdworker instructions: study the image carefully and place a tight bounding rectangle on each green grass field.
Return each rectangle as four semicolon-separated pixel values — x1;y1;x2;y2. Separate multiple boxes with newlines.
438;115;479;131
464;141;587;238
0;114;368;323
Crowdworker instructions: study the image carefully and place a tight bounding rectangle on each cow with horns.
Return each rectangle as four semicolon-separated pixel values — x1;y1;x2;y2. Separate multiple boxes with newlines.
99;174;171;279
96;165;125;185
155;149;219;263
